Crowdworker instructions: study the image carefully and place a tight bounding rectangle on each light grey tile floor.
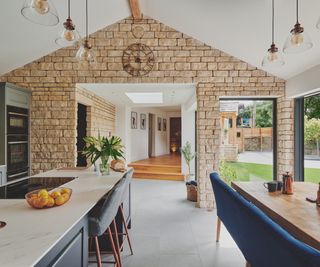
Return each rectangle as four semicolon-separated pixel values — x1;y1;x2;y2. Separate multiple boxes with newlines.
89;179;245;267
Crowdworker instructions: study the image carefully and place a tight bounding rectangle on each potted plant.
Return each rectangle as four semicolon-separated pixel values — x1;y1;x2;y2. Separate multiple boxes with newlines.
181;141;196;181
83;134;125;176
181;141;197;202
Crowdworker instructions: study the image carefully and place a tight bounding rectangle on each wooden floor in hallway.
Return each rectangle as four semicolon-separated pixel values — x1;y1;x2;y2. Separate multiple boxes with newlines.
128;154;184;181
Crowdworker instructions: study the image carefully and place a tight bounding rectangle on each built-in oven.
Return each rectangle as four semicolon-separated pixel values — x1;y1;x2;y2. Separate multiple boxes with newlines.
6;105;29;182
7;105;29;135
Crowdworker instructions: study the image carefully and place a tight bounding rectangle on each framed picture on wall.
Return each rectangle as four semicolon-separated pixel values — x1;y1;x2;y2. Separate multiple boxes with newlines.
140;113;146;130
157;117;162;131
163;118;167;131
131;111;137;129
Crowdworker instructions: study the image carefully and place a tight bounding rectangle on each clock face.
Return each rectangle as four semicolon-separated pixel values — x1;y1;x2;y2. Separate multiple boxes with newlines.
122;43;155;77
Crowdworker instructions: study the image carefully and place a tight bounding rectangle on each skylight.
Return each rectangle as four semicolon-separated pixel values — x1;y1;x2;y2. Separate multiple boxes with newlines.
125;92;163;104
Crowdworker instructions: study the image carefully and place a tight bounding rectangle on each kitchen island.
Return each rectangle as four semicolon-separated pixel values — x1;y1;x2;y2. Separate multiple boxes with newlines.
0;167;130;267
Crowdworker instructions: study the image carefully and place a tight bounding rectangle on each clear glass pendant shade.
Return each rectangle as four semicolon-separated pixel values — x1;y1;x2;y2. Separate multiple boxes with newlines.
55;24;81;47
283;25;313;53
21;0;59;26
76;41;96;63
262;48;285;67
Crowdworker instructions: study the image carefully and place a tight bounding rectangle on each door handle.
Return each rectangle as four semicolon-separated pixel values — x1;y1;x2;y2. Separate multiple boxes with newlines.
8;141;28;145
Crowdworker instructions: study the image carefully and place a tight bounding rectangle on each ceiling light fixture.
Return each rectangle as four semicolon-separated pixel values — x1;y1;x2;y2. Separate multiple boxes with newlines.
262;0;284;67
21;0;59;26
283;0;312;53
55;0;80;47
76;0;95;63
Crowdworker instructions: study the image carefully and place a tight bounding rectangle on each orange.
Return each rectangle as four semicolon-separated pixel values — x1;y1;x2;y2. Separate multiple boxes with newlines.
38;196;48;207
32;198;45;209
51;191;61;199
46;197;55;207
30;193;38;199
55;195;65;206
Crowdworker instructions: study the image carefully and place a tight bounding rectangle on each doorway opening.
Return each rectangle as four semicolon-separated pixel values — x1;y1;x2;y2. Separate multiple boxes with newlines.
76;103;87;167
170;117;181;154
148;113;155;158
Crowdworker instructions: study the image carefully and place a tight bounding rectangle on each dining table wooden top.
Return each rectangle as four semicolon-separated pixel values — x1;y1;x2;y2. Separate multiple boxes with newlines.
231;181;320;251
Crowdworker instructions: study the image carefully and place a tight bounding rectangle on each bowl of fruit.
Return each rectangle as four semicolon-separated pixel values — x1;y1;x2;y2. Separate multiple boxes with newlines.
25;187;72;209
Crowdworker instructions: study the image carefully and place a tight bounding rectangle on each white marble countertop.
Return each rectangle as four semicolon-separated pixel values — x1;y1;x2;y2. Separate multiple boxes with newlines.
0;168;126;267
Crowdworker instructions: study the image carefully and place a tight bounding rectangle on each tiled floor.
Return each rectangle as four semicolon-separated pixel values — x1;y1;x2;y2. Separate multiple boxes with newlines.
89;179;245;267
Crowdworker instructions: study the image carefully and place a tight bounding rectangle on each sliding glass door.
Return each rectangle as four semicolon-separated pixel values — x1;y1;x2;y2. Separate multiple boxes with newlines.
219;99;276;182
304;94;320;183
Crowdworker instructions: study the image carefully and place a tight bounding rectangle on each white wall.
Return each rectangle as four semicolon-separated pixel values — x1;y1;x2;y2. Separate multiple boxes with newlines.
181;104;196;175
122;107;170;162
286;65;320;98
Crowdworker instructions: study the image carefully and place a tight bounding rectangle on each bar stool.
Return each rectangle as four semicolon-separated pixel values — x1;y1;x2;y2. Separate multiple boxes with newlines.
117;168;134;257
88;177;126;267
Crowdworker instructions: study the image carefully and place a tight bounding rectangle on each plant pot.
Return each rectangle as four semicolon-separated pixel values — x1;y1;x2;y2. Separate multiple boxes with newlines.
186;184;197;202
99;162;110;176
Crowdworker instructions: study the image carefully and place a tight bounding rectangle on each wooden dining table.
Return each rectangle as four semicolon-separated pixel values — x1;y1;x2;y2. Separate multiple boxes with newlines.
231;181;320;251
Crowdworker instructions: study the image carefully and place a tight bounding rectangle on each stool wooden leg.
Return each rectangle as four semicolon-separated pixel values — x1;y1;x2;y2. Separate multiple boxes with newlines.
119;205;133;255
112;219;122;267
107;226;120;267
94;236;102;267
216;217;221;242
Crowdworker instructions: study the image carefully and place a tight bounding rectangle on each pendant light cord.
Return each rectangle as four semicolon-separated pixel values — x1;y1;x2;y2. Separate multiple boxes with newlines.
68;0;70;18
86;0;88;41
296;0;299;23
272;0;274;44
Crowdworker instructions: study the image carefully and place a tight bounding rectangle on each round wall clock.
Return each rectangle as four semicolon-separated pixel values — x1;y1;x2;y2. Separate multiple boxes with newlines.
122;43;155;77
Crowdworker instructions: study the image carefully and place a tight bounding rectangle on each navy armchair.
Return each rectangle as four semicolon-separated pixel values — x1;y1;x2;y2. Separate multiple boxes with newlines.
210;172;320;267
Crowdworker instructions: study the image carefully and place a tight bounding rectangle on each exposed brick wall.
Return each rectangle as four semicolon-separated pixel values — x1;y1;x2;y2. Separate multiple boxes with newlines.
76;86;115;138
0;16;293;207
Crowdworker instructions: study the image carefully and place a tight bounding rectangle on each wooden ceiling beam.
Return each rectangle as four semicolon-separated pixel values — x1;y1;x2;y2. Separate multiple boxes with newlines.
129;0;142;20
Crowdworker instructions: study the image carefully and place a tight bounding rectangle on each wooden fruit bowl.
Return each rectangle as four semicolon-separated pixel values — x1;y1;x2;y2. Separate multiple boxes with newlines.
25;187;72;209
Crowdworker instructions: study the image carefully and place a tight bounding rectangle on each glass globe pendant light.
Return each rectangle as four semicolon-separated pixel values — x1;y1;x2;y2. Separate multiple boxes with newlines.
283;0;312;53
262;0;284;67
55;0;80;47
76;0;95;63
21;0;59;26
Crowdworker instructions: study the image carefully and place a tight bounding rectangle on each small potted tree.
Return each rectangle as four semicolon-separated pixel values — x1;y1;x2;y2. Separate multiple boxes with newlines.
181;141;197;201
83;134;125;176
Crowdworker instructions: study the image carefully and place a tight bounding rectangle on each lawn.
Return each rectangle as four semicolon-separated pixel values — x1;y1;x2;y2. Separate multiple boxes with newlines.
226;162;320;183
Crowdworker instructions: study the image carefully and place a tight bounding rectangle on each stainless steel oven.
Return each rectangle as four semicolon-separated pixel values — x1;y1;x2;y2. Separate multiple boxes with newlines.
6;105;29;182
7;105;29;135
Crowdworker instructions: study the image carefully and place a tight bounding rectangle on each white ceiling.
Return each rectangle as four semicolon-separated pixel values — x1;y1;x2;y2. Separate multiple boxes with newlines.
0;0;130;75
2;1;320;79
79;83;196;108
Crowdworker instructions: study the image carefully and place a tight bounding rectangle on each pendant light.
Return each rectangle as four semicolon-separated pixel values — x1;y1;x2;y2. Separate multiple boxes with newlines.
21;0;59;26
262;0;284;67
76;0;95;63
55;0;81;47
283;0;312;53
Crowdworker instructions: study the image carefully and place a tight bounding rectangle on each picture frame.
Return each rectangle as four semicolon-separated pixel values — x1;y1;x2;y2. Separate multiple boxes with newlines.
131;111;137;129
163;118;167;131
140;113;146;130
157;117;162;131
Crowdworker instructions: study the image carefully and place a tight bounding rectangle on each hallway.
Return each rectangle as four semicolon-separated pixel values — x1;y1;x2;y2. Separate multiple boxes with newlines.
128;154;184;181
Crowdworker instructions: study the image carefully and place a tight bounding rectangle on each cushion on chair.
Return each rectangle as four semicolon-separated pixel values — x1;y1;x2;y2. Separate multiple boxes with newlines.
210;172;320;267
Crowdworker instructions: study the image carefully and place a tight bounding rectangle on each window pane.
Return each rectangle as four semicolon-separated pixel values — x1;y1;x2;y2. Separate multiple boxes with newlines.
304;94;320;183
219;100;274;182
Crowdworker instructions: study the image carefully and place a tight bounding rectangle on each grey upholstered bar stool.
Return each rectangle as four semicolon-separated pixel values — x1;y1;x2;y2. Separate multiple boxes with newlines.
88;177;126;267
117;168;134;257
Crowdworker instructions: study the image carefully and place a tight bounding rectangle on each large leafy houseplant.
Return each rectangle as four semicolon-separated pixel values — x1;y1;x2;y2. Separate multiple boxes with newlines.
83;134;125;175
181;141;196;181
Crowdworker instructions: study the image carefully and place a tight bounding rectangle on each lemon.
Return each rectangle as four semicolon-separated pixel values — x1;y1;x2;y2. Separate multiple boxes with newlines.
62;193;70;202
55;195;65;206
60;188;71;195
38;189;49;198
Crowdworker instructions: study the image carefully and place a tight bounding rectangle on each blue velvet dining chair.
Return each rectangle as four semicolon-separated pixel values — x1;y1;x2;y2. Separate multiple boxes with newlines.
210;172;320;267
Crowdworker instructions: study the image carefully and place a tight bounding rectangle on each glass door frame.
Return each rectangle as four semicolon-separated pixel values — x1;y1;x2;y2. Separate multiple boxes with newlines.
219;97;278;181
